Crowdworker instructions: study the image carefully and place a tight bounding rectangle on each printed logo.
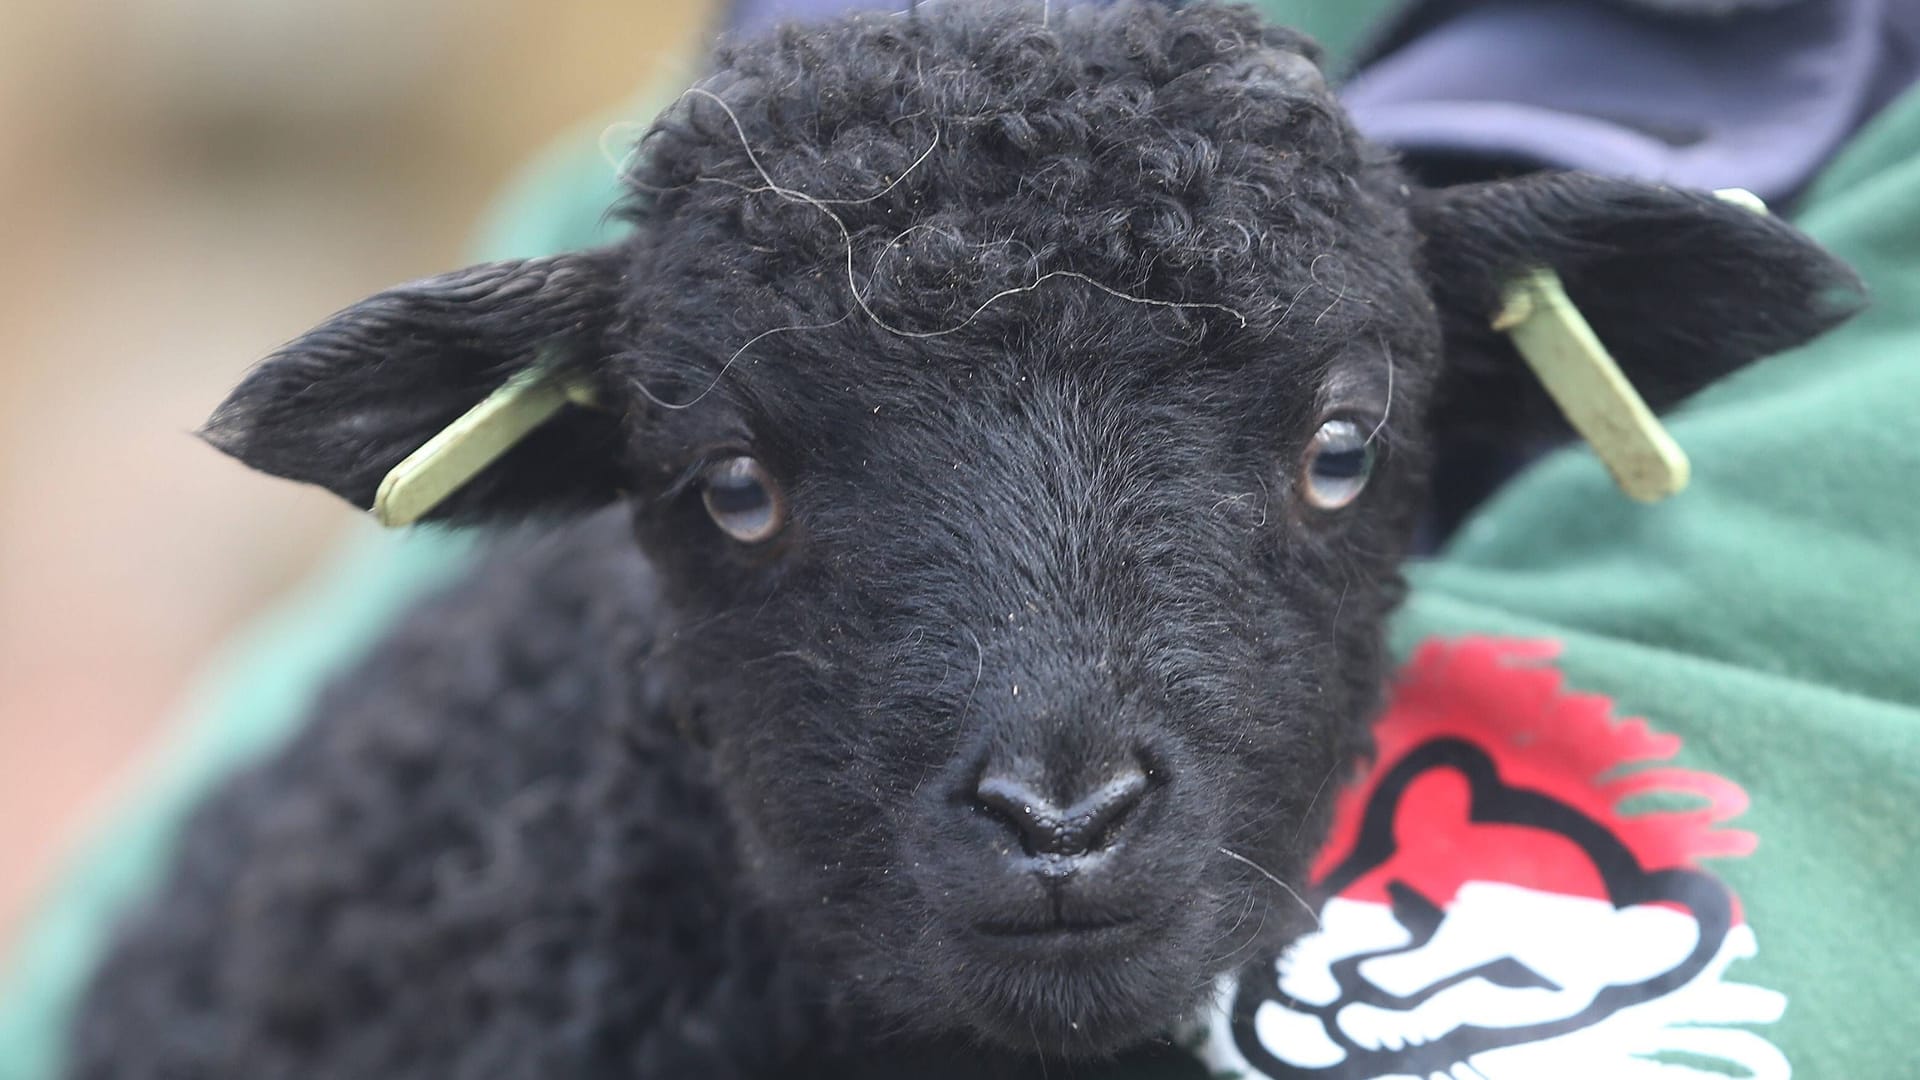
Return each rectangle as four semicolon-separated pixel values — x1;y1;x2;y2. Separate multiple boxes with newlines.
1195;638;1787;1080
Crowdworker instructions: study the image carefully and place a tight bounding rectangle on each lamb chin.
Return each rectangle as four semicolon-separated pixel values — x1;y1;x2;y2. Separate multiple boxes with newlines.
962;963;1209;1058
928;924;1216;1058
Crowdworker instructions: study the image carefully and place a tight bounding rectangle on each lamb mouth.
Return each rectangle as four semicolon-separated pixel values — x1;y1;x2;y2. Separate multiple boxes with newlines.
972;915;1139;939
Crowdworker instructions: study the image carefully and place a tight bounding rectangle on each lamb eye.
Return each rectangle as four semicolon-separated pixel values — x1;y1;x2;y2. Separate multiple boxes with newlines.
701;456;785;543
1301;418;1376;510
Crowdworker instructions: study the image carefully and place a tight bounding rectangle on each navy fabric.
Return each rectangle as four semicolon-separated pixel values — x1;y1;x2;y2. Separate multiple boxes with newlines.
1344;0;1920;204
729;0;900;36
726;0;1919;208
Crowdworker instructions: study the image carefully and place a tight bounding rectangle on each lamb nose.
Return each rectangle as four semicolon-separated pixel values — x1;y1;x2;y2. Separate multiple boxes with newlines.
973;766;1151;857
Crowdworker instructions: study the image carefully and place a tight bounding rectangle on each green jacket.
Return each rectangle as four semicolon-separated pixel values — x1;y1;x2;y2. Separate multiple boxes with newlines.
5;3;1916;1076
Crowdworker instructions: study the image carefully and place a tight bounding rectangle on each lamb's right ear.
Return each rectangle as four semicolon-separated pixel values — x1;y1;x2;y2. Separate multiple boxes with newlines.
200;249;630;524
1410;174;1867;439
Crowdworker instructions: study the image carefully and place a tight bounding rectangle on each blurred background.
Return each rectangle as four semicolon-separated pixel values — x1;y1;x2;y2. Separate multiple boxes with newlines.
0;0;714;956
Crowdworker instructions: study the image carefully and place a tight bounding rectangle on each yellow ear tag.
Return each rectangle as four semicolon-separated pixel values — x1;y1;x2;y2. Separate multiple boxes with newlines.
1492;188;1767;503
372;352;599;527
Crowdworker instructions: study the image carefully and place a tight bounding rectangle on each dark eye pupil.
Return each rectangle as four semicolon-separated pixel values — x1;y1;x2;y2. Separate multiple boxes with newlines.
706;476;769;516
1312;447;1369;481
1302;419;1376;510
702;456;786;542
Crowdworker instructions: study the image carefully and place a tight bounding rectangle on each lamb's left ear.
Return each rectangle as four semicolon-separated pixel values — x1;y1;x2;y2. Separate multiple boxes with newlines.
1412;173;1866;436
200;249;629;524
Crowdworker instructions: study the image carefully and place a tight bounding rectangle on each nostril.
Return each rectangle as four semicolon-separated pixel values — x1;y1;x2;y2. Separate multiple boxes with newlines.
1077;768;1149;843
973;763;1152;858
973;777;1065;856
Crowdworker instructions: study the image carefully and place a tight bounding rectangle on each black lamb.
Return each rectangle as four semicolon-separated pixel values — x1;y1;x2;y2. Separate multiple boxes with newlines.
65;2;1861;1077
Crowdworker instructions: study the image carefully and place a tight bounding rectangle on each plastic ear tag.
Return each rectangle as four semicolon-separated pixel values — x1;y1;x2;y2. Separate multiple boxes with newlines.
372;353;599;527
1491;268;1690;502
1492;188;1767;503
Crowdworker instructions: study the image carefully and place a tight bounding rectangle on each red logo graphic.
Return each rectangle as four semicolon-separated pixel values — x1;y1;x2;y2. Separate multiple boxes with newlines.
1200;638;1789;1080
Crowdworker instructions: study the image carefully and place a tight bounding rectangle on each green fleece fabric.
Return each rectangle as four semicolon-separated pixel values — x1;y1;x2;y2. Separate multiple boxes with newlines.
1384;89;1920;1074
5;3;1914;1074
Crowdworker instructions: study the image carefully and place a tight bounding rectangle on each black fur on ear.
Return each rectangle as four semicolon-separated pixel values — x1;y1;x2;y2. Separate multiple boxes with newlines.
1411;173;1866;437
200;248;631;524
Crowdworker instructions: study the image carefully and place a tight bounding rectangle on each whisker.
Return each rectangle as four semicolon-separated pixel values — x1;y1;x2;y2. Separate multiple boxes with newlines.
1367;333;1394;447
634;311;853;411
1291;759;1345;842
1218;847;1320;929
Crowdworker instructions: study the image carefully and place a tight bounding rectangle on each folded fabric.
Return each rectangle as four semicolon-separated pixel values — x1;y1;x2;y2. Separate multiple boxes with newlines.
1344;0;1920;203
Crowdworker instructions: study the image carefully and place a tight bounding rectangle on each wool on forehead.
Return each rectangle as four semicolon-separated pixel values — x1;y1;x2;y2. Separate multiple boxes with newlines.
620;1;1425;360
